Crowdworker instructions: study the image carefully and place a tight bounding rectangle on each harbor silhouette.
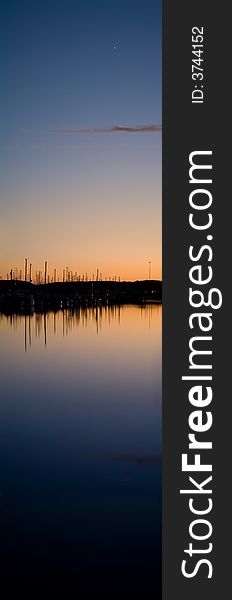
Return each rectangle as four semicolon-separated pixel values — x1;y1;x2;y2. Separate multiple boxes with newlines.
0;278;162;314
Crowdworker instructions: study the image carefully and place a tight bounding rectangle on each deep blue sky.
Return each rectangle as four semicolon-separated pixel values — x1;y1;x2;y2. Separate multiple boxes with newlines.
0;0;162;280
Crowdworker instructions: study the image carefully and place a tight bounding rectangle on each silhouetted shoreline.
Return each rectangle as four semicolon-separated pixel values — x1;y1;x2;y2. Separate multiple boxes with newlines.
0;279;162;314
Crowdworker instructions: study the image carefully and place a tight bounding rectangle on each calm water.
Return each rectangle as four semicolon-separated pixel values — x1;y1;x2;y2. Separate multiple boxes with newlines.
0;305;161;595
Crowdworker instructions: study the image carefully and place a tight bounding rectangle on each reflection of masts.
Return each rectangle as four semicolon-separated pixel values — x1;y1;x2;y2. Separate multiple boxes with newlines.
95;305;99;334
44;313;47;346
24;315;27;352
10;305;131;351
66;310;68;335
36;313;42;339
29;316;32;346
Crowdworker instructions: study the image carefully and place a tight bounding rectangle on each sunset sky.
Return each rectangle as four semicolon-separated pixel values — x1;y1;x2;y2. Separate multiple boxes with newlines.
0;0;162;281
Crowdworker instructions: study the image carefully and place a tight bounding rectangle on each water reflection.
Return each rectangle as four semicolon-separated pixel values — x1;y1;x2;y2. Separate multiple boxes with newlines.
0;304;159;351
0;304;161;593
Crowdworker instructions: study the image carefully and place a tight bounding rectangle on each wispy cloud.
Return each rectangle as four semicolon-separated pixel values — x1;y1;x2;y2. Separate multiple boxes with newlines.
55;124;161;134
57;142;129;149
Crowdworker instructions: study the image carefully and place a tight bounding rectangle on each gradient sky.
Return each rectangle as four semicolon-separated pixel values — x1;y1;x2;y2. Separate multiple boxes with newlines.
0;0;162;281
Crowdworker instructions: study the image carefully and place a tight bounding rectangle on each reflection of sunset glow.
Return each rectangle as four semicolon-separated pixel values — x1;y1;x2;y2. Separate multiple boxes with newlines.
0;304;162;352
0;305;162;423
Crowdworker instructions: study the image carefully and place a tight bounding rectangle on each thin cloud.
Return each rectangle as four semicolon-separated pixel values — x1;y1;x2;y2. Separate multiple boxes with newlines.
55;124;162;134
56;142;129;149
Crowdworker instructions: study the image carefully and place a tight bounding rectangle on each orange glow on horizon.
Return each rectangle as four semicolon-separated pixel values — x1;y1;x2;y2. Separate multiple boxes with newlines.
0;258;162;283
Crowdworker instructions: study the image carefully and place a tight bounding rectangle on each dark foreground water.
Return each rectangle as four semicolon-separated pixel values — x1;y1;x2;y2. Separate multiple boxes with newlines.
0;305;161;596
